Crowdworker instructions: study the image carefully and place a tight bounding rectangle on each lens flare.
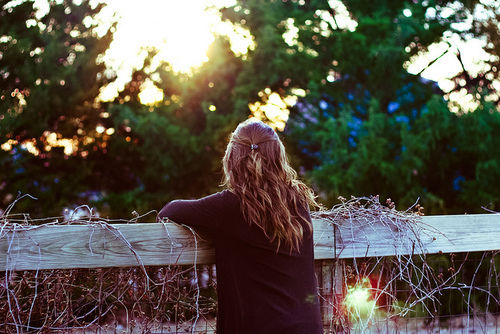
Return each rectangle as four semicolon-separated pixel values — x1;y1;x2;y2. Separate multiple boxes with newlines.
344;277;377;321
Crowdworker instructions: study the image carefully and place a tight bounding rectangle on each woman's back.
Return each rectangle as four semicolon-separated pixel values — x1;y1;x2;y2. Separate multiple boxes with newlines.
158;119;323;333
159;189;322;334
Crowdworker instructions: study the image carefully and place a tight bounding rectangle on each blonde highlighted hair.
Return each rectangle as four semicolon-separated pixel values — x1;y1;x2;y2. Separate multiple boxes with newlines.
222;119;319;252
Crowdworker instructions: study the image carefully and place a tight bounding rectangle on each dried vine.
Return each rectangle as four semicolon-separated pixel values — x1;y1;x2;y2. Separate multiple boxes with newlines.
0;195;216;333
313;195;500;332
0;194;499;333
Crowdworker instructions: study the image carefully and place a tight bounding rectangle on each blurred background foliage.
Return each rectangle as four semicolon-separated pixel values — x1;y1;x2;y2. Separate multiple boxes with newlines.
1;0;499;218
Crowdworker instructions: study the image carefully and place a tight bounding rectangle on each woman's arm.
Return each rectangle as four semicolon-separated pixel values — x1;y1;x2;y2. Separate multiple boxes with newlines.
157;191;225;232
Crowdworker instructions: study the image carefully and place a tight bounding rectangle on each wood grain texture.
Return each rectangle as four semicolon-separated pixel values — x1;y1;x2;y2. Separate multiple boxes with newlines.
1;214;499;271
333;214;500;259
0;223;214;271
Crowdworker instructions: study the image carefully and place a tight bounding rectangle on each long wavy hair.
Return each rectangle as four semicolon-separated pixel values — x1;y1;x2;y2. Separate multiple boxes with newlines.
222;119;319;252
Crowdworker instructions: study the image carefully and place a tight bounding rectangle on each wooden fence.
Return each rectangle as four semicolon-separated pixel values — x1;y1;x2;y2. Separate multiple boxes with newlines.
2;214;499;271
1;214;500;331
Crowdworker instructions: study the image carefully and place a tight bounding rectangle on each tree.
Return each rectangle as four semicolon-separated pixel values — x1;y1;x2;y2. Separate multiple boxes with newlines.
93;38;244;217
447;0;500;108
2;0;498;217
0;0;114;215
223;0;500;212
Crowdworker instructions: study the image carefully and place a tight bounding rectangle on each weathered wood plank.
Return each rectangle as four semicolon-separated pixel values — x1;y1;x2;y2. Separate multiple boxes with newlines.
1;214;499;271
0;223;214;271
334;214;500;259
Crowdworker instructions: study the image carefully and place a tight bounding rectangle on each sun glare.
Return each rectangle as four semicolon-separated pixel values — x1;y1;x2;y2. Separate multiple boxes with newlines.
103;0;220;70
97;0;255;104
138;79;164;106
344;278;377;321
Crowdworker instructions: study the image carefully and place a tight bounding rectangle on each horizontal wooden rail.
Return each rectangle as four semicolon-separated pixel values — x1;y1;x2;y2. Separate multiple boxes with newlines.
333;214;500;259
1;214;499;271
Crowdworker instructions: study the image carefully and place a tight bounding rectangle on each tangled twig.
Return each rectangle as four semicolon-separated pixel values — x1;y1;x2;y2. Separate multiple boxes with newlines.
0;199;216;333
313;195;500;332
0;195;498;333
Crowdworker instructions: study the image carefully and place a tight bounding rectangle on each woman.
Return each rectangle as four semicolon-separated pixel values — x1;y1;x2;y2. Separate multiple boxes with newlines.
158;119;322;334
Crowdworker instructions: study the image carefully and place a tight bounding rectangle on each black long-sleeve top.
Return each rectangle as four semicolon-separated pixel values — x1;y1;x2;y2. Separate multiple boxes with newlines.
158;189;322;334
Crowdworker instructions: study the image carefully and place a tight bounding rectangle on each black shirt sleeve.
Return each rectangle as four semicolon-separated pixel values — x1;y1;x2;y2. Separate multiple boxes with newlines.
157;191;226;231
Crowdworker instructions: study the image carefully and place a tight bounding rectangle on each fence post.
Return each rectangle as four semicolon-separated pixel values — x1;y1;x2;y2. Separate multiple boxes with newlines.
315;225;346;333
332;257;346;333
315;259;332;329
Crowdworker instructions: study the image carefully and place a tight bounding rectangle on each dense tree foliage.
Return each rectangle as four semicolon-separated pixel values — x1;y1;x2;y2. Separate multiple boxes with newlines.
0;0;113;215
222;0;500;213
1;0;499;217
98;41;243;217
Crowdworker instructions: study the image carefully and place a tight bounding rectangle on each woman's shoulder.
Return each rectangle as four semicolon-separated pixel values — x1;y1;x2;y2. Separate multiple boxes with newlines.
216;189;240;208
199;189;239;208
219;189;238;200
